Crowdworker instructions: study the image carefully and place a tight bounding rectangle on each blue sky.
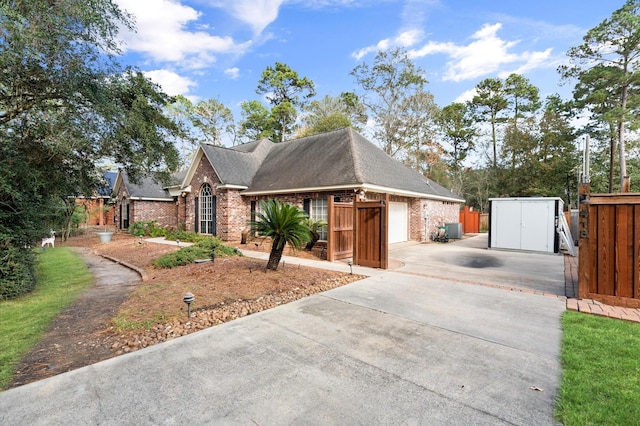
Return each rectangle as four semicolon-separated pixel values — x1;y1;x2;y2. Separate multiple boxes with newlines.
114;0;618;119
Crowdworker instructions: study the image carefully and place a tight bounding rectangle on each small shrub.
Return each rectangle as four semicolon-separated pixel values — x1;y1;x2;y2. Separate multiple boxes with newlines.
0;237;38;300
128;221;150;237
149;226;168;238
129;221;168;238
152;236;241;268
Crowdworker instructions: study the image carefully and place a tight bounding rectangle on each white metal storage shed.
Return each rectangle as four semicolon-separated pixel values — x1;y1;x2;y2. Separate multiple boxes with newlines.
488;197;565;254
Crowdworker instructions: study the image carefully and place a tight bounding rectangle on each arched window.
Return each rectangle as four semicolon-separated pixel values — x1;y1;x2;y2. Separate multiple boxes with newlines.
199;183;215;235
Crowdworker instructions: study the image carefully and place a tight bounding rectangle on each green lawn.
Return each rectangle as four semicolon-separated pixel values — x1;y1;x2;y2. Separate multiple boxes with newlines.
556;311;640;425
0;248;93;390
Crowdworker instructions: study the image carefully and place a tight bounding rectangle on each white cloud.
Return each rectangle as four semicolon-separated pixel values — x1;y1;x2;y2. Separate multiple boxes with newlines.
351;29;424;60
143;69;196;96
453;87;477;103
409;23;553;82
214;0;285;35
224;67;240;79
115;0;251;69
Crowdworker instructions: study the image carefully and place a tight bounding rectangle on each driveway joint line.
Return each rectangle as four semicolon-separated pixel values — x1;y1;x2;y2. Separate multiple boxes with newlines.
318;293;561;361
388;269;567;301
260;310;519;426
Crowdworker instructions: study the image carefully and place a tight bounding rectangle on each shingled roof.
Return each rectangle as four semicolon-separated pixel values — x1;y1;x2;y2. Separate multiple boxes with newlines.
184;128;463;202
115;171;181;201
197;138;272;187
242;128;462;201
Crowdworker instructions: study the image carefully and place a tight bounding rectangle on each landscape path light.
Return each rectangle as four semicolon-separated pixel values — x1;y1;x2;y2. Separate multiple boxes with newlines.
183;292;195;318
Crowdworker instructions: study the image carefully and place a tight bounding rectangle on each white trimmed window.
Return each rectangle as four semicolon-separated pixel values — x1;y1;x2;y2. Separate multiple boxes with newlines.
199;183;214;235
310;198;328;241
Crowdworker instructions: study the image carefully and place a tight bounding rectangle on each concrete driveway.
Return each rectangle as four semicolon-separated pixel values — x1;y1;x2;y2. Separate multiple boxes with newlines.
0;235;566;425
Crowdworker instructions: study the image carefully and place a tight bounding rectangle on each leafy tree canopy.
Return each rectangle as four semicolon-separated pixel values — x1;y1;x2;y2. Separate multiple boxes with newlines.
351;47;439;169
299;92;368;137
0;0;181;296
560;0;640;191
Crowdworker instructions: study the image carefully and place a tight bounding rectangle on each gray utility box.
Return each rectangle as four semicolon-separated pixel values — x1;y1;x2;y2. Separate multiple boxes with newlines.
445;223;462;239
488;197;563;254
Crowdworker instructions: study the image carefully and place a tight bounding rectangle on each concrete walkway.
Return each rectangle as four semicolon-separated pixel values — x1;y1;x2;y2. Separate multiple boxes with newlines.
1;235;566;425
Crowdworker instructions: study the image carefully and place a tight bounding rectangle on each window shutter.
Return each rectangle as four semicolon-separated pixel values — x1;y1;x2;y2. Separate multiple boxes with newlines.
303;198;311;216
250;201;256;233
194;197;199;233
211;196;216;236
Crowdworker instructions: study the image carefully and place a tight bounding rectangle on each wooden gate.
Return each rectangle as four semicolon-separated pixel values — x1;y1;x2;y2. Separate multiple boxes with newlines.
353;198;388;269
459;205;479;233
327;197;353;261
578;185;640;307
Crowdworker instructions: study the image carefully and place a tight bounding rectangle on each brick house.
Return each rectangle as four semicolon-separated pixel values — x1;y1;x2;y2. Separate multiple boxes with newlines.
113;171;186;230
76;171;117;227
113;128;463;246
178;127;464;244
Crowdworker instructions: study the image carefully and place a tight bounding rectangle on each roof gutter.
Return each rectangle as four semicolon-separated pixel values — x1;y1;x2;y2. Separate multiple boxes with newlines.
241;183;464;203
217;184;249;190
360;184;465;203
241;184;358;196
128;197;175;202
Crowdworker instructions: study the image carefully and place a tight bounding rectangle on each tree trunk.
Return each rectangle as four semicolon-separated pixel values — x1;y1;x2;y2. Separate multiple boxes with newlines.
618;116;629;192
266;238;284;270
609;133;615;193
305;231;319;251
491;111;497;168
618;61;630;192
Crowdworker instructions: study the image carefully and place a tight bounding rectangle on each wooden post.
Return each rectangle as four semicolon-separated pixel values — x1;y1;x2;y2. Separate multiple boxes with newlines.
327;196;335;262
381;194;389;270
577;183;590;299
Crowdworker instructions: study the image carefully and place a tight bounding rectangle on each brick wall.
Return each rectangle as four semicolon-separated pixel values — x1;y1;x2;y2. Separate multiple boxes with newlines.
420;199;460;241
76;198;114;227
131;199;177;228
184;155;220;233
217;189;249;241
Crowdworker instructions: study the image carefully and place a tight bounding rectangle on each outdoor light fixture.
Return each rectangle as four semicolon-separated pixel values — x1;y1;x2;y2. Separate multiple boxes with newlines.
347;260;353;275
183;292;195;318
210;249;215;262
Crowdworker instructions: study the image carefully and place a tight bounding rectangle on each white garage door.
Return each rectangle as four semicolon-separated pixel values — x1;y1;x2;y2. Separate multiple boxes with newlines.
388;202;408;244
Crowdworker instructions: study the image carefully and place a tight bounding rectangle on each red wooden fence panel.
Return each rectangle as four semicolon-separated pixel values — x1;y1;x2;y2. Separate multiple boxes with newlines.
459;205;480;234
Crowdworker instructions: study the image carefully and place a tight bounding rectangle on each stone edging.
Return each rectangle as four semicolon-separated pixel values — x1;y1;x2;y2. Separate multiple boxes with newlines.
566;298;640;323
99;254;149;282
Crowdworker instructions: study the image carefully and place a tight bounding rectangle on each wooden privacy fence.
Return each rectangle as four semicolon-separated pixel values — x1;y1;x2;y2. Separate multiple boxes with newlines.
327;197;353;261
327;195;388;269
353;199;388;269
578;186;640;308
459;205;480;233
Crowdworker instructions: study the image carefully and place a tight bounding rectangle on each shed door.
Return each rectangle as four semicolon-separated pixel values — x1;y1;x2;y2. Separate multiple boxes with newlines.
520;201;552;252
388;202;408;244
492;201;521;250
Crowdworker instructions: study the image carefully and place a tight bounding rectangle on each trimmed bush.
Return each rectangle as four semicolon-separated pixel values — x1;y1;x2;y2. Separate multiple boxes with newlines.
152;236;241;269
128;221;168;238
164;229;210;244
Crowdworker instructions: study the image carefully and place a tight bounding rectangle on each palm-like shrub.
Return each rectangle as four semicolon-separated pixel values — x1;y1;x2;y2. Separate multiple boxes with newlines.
254;199;311;270
304;217;327;251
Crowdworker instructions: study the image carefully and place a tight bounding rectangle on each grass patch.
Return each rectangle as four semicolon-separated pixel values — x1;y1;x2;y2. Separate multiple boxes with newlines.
556;311;640;425
152;236;240;268
112;310;170;331
0;248;93;390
